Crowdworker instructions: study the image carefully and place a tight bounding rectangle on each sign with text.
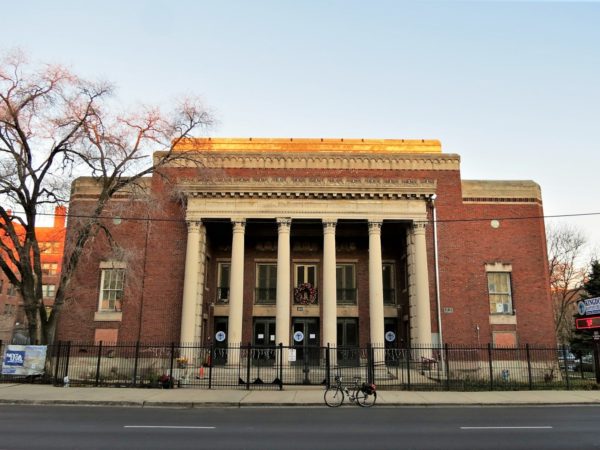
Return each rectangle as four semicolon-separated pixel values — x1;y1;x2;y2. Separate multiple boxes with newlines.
578;297;600;316
1;345;47;376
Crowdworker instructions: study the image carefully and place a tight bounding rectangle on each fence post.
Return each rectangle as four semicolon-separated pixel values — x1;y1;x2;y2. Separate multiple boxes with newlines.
64;341;72;384
132;341;140;387
169;343;175;387
246;343;251;391
208;343;214;389
95;341;103;387
53;341;62;385
487;343;494;391
325;344;331;388
526;344;533;390
561;345;570;390
407;342;411;391
444;343;450;391
594;341;600;384
278;343;283;391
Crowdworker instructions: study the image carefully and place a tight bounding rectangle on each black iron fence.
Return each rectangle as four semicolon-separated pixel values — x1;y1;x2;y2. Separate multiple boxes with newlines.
1;340;598;391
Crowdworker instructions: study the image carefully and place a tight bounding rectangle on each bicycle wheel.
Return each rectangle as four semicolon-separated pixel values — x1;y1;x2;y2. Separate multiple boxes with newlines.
355;389;376;407
324;387;344;407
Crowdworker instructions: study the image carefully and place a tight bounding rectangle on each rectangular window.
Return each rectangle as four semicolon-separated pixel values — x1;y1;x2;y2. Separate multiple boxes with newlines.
42;284;56;298
7;284;17;297
256;263;277;304
99;268;125;311
336;264;356;305
383;263;396;305
41;263;58;275
217;262;231;303
488;272;513;314
295;264;317;286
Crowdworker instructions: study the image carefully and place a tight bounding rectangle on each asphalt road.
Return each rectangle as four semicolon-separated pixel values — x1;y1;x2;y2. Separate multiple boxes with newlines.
1;405;599;450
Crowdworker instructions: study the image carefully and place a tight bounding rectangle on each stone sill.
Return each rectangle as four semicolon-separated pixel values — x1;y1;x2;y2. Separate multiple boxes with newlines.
94;311;123;322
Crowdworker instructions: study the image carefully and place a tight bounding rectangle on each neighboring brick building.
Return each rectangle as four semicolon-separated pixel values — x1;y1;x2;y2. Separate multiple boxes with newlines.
0;207;66;343
56;138;555;354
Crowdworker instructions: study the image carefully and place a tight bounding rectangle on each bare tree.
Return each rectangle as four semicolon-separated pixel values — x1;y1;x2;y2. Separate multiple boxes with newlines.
547;223;587;344
0;51;212;344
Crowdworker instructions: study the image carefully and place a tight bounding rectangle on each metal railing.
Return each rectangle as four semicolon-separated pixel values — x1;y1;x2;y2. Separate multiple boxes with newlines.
1;340;598;391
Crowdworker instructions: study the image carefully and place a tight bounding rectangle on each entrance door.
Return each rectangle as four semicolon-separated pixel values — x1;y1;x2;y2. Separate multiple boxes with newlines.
292;318;320;364
213;317;228;365
384;318;402;366
253;318;276;364
337;318;359;366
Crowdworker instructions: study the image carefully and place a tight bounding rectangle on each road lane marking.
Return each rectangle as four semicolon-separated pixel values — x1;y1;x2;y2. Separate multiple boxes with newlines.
461;426;552;430
124;426;215;429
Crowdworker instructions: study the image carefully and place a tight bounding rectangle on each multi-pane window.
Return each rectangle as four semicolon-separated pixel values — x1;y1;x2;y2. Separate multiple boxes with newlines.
42;284;56;298
217;262;231;304
336;264;356;304
487;272;513;314
295;264;317;286
41;263;58;275
99;269;125;311
382;263;396;305
256;263;277;304
41;242;61;254
7;284;17;297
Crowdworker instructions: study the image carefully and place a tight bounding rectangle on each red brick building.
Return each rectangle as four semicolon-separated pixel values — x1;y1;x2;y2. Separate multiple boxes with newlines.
0;207;66;343
56;138;555;351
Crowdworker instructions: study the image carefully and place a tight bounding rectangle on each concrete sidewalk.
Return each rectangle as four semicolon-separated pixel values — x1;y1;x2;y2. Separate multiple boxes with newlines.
1;384;600;408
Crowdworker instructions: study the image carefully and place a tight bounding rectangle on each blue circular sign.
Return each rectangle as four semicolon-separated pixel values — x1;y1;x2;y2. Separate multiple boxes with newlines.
385;331;396;342
215;331;226;342
578;301;587;316
293;331;304;342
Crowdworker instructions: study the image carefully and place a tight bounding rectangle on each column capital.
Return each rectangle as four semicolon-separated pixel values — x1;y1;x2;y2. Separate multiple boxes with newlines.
412;221;427;234
322;218;337;233
186;220;202;232
231;218;246;232
276;217;292;231
368;220;383;234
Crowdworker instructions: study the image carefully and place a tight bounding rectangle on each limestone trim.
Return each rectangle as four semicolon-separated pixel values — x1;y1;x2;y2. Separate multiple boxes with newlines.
462;180;542;203
158;150;459;171
179;176;436;200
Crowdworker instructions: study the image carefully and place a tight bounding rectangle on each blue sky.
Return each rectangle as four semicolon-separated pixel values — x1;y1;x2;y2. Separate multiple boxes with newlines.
3;0;600;256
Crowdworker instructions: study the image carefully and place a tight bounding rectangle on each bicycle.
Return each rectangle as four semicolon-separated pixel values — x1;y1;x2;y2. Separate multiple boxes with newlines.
324;375;377;407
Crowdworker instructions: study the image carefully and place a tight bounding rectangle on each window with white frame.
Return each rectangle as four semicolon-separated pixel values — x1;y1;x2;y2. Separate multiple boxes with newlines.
41;284;56;298
7;283;17;297
295;264;317;287
336;264;356;304
99;267;125;311
41;263;58;275
256;263;277;304
217;262;231;303
487;272;513;314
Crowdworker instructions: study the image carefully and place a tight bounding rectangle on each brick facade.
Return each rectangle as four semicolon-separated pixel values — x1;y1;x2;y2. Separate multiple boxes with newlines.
55;138;555;347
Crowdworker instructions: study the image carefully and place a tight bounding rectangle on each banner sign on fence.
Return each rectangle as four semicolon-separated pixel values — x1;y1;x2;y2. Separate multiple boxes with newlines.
1;345;47;376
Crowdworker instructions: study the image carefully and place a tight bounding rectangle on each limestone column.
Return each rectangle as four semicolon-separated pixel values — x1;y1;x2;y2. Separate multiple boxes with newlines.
180;220;201;345
322;219;337;348
227;219;246;364
368;220;385;356
412;222;432;346
276;218;291;364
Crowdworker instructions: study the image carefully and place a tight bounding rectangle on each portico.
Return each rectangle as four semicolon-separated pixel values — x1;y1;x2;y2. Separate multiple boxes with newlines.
179;195;434;350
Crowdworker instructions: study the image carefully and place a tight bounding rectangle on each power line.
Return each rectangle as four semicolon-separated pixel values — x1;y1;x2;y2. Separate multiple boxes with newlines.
4;209;600;226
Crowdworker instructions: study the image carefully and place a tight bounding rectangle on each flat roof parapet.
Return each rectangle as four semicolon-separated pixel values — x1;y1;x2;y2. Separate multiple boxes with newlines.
173;137;442;154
